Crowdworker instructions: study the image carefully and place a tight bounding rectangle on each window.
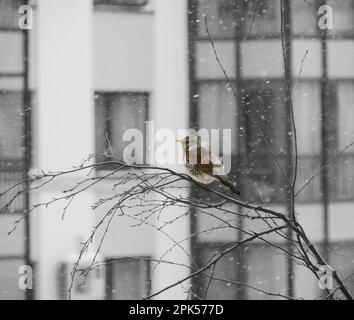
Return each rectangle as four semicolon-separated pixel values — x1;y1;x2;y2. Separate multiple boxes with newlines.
105;257;150;300
331;81;354;200
292;0;354;37
292;0;318;36
195;0;280;39
244;89;277;188
193;243;239;299
95;92;148;167
0;33;23;74
241;40;284;78
0;91;25;212
293;81;321;202
0;91;23;160
337;82;354;152
195;243;288;300
241;81;287;203
0;0;25;30
196;0;240;38
326;0;354;36
218;0;239;28
0;258;25;299
198;82;237;153
196;80;289;204
242;0;280;37
291;80;354;202
195;42;236;80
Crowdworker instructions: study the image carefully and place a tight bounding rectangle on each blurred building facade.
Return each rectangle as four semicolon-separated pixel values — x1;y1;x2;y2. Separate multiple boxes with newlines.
0;0;354;300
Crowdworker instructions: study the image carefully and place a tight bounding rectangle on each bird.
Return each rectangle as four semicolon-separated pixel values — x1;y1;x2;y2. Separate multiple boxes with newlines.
176;135;240;195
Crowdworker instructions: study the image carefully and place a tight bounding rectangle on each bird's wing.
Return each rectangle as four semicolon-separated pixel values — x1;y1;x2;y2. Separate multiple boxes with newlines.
188;145;226;176
208;151;226;176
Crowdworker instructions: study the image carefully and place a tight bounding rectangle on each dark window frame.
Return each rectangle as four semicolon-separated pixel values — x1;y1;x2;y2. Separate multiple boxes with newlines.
94;0;148;8
191;0;354;41
105;256;151;300
94;91;149;170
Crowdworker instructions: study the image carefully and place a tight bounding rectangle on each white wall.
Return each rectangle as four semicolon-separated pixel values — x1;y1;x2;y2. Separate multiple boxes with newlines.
151;0;190;300
94;11;154;92
34;0;95;299
93;179;155;258
30;2;156;299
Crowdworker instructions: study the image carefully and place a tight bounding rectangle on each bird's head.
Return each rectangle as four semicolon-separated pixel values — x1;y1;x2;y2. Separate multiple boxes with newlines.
175;135;200;150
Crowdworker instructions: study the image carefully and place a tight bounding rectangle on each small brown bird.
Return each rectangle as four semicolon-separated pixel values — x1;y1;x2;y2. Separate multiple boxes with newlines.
176;135;240;195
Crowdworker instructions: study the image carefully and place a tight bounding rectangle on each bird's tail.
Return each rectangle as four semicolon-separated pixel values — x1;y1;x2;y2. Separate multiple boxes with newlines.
217;176;241;195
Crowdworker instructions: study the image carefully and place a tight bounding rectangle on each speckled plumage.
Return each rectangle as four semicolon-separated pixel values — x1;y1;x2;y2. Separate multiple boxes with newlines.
177;136;240;194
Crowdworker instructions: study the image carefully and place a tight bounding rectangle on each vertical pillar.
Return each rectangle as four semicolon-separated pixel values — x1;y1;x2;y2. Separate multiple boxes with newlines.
35;0;94;299
22;0;33;301
319;0;330;262
152;0;191;299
